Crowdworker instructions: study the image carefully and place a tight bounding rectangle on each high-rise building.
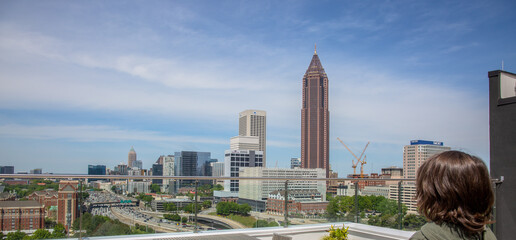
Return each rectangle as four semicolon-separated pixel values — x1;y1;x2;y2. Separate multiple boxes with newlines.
0;166;14;174
88;165;106;182
392;140;450;213
403;140;450;179
30;168;42;174
152;164;163;185
230;136;259;151
128;146;136;168
290;158;301;169
162;155;175;194
239;110;266;165
174;151;213;186
224;150;263;193
301;47;330;177
57;181;78;231
133;160;143;170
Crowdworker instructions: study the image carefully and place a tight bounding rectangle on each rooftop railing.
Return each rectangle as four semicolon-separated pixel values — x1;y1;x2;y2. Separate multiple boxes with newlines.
0;174;501;240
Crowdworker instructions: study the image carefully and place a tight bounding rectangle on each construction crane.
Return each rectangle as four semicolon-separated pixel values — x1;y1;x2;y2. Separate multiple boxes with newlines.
360;155;367;178
337;137;370;176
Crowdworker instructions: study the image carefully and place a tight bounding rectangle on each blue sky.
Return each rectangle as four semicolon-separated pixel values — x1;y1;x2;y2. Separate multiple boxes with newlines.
0;1;515;174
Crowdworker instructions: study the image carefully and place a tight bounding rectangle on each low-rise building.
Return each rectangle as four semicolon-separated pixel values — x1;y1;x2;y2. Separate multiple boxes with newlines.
0;201;44;231
239;167;326;201
266;189;328;216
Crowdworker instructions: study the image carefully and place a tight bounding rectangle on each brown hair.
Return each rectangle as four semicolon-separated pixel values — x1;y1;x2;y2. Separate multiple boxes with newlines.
416;150;494;236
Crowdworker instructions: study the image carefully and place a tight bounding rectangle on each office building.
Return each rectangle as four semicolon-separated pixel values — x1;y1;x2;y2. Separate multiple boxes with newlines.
403;140;450;179
0;201;44;231
127;181;150;194
152;163;163;185
361;185;390;197
0;166;14;174
88;165;106;182
30;168;42;174
290;158;301;169
230;136;259;151
266;190;328;216
239;167;326;201
301;47;330;177
224;150;263;193
174;151;213;186
128;146;136;168
133;160;143;170
162;155;175;194
381;167;403;178
211;162;224;186
389;184;417;213
239;110;267;165
57;180;79;230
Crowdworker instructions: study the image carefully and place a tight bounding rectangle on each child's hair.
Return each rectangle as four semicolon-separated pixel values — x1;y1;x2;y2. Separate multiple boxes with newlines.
415;150;494;235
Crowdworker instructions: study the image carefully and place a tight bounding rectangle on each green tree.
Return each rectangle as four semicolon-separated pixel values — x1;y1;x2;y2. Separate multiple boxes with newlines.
150;184;161;193
164;202;177;212
403;214;427;230
5;231;26;240
181;217;188;223
238;203;251;216
30;229;52;239
213;184;223;191
51;224;67;238
202;200;212;209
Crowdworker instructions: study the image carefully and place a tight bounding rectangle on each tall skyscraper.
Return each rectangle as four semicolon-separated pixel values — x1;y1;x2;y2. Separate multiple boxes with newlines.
301;47;330;177
403;140;451;179
239;110;266;165
128;146;136;168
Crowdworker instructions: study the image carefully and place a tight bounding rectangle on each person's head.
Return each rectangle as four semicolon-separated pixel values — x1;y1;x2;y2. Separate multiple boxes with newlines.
416;150;494;235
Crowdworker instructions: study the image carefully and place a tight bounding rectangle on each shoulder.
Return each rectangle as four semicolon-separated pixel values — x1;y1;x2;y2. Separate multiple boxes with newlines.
409;230;427;240
484;226;497;240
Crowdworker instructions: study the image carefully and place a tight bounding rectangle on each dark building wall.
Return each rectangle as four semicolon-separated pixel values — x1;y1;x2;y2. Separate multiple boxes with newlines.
152;164;163;185
0;166;14;174
489;70;516;239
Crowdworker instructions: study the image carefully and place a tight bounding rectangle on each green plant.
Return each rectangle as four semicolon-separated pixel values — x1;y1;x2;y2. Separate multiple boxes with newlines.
321;224;349;240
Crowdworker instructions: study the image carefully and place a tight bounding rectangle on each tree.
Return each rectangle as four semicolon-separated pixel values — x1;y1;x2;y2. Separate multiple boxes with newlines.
30;229;52;239
202;200;212;209
51;224;67;238
238;203;251;216
5;231;26;240
150;184;161;193
403;214;427;230
181;217;188;223
213;184;223;191
164;202;177;212
184;203;200;213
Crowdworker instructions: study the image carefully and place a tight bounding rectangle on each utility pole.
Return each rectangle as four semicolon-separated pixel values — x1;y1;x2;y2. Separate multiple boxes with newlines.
284;180;288;228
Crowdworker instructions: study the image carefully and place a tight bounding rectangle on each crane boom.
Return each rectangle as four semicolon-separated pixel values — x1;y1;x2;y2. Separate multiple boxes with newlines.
337;137;360;161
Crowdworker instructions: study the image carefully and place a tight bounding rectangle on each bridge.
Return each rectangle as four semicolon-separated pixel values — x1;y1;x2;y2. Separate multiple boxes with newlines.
139;210;246;229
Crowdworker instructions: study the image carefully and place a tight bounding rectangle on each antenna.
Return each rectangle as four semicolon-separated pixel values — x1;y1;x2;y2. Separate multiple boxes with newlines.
502;60;504;70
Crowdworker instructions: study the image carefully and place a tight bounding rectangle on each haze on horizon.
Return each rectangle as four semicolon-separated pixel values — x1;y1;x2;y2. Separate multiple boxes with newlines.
0;1;515;174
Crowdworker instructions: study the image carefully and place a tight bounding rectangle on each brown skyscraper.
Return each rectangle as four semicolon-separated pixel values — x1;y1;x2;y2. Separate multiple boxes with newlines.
301;47;330;177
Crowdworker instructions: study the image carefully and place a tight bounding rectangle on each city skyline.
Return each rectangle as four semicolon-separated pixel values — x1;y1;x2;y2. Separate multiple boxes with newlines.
1;1;515;174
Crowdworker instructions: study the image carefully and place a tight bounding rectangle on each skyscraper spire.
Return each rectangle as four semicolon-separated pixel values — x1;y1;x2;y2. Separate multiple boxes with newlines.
314;43;317;55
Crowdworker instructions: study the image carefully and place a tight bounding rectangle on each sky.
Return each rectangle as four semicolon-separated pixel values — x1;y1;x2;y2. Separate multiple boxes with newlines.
0;0;515;174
